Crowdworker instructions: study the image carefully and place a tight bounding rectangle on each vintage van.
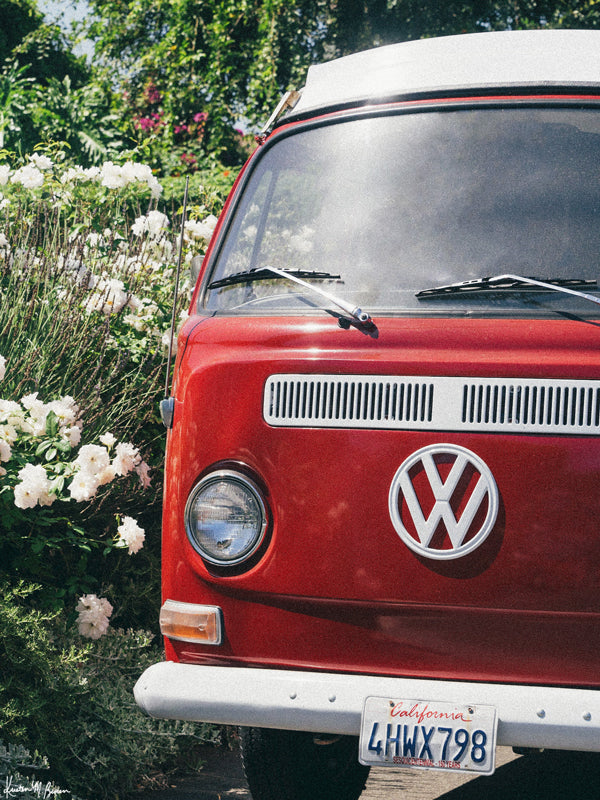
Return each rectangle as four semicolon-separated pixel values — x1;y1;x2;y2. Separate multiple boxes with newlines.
135;29;600;800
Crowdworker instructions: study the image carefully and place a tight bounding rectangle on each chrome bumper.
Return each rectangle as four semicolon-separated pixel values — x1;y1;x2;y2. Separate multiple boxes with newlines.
134;662;600;752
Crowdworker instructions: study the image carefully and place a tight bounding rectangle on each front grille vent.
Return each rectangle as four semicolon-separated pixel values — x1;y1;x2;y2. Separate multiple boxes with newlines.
462;382;600;429
264;374;600;435
265;376;434;426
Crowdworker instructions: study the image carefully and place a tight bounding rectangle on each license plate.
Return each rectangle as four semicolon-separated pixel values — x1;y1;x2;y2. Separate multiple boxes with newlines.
359;696;497;774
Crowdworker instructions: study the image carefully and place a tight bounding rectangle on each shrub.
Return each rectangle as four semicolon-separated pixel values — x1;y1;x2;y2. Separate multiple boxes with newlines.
0;150;229;797
1;741;80;800
0;149;223;626
0;583;220;799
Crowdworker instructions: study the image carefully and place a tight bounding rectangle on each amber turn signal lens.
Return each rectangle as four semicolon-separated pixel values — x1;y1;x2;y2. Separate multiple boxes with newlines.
159;599;223;645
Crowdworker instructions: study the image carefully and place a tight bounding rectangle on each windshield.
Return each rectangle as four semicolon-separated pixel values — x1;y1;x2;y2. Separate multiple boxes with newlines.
202;106;600;316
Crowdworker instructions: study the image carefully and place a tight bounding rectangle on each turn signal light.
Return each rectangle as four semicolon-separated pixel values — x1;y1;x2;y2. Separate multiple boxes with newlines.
159;599;223;645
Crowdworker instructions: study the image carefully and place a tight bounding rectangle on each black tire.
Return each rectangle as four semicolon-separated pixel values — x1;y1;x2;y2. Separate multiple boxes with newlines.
239;727;370;800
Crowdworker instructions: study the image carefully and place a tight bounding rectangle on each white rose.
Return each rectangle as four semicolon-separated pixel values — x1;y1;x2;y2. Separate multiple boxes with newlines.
117;515;146;554
74;444;110;476
135;460;151;489
112;442;141;476
146;209;169;237
147;175;163;199
68;471;100;502
64;425;82;447
100;162;126;189
76;594;113;639
11;165;44;189
0;439;11;462
29;154;53;171
99;432;117;448
14;463;53;508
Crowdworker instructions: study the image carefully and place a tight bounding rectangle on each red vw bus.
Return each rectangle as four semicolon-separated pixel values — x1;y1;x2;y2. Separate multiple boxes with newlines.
136;29;600;800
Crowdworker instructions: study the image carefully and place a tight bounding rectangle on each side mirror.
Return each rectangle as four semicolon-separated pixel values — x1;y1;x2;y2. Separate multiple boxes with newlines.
191;255;204;282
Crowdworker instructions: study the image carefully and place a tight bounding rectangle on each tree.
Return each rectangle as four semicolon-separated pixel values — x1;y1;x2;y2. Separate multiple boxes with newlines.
84;0;332;161
0;0;41;58
0;60;34;149
0;0;88;86
329;1;600;53
83;0;600;158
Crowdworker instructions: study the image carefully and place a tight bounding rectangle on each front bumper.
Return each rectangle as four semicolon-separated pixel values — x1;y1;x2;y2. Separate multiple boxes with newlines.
134;662;600;752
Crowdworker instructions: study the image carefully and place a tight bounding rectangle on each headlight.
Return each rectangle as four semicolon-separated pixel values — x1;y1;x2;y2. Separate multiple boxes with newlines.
184;471;268;566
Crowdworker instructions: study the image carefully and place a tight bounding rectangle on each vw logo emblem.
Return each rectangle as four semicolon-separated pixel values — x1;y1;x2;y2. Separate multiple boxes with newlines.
388;444;499;560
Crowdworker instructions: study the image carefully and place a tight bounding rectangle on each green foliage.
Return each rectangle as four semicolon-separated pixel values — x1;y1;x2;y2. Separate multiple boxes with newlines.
0;60;34;150
13;21;89;86
75;0;600;170
0;583;220;799
160;165;237;217
0;0;41;58
30;75;123;164
0;150;222;622
84;0;330;162
0;583;82;746
3;1;600;170
1;741;79;800
319;1;600;53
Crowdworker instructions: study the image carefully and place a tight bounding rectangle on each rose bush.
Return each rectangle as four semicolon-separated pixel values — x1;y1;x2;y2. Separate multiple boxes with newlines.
0;149;233;798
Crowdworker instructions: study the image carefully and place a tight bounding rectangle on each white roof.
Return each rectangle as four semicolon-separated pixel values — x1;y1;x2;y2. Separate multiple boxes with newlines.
291;30;600;118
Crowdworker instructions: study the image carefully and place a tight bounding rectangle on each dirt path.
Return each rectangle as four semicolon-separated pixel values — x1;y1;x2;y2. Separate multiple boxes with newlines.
136;746;600;799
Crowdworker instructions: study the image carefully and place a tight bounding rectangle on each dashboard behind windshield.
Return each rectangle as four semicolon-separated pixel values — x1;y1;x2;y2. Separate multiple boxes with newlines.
202;105;600;316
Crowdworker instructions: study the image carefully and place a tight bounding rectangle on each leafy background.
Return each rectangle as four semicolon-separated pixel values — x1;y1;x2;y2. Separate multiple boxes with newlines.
0;1;598;798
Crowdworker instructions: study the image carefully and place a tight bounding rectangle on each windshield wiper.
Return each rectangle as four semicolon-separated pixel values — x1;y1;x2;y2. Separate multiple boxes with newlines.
209;265;373;324
417;273;600;307
209;267;341;289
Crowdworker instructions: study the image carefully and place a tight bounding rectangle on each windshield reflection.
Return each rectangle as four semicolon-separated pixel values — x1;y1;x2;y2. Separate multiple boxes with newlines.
204;107;600;315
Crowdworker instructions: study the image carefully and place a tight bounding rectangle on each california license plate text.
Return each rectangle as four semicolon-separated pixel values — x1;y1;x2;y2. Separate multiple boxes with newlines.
359;697;497;774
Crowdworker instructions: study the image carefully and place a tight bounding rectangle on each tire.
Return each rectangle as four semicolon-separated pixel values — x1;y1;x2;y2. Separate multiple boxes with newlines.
239;727;370;800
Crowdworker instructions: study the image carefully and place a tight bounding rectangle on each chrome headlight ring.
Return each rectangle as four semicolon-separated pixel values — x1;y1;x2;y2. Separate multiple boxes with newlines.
184;470;268;566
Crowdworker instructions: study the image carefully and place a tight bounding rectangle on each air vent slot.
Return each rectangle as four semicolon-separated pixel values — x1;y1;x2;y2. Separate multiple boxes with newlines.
462;382;600;431
264;374;600;435
265;376;433;427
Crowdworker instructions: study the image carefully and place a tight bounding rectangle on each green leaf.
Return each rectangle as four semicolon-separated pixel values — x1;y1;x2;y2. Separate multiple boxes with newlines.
45;409;60;437
35;439;53;457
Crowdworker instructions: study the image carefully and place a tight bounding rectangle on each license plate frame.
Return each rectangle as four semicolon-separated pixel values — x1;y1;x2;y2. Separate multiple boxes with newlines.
359;696;497;774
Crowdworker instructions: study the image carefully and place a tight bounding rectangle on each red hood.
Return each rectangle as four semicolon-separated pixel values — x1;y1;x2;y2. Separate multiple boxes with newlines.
163;314;600;685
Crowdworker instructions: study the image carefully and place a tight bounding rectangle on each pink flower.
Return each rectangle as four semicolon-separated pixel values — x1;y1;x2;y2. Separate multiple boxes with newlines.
134;112;164;133
143;81;163;105
180;152;197;167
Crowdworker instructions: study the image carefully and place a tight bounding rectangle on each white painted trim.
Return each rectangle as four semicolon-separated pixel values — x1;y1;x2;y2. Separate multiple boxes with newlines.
264;374;600;435
135;662;600;752
292;30;600;118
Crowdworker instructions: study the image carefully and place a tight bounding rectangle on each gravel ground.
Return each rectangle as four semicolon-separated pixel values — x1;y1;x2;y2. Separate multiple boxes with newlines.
134;745;600;799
